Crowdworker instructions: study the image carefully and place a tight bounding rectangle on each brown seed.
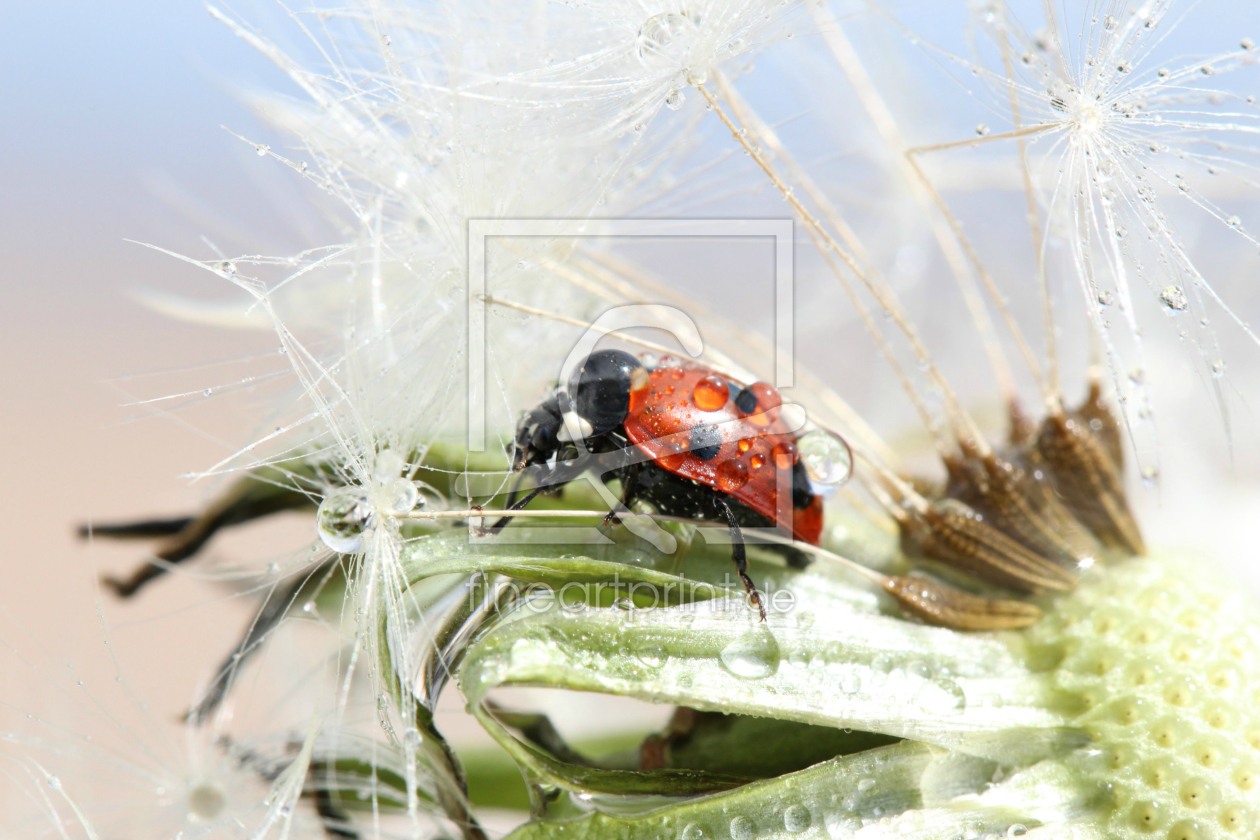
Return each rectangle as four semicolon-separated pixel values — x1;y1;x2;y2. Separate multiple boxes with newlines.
1037;389;1144;555
944;443;1101;571
900;501;1078;593
883;575;1042;630
1073;379;1125;471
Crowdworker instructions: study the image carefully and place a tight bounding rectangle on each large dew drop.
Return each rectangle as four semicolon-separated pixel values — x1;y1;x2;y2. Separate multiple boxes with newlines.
719;630;780;679
187;782;226;821
783;804;811;833
797;429;853;488
729;816;756;840
635;12;699;71
317;487;370;553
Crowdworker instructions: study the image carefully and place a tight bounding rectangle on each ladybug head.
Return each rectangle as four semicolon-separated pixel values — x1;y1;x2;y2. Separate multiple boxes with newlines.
559;349;649;441
511;349;649;469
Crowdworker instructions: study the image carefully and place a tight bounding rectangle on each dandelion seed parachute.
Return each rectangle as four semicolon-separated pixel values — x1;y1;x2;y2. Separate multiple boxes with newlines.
109;0;808;834
920;0;1260;462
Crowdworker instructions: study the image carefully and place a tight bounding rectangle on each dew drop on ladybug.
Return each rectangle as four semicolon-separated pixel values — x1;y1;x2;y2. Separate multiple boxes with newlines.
692;375;729;411
750;453;766;470
772;441;798;470
717;459;749;492
737;438;752;453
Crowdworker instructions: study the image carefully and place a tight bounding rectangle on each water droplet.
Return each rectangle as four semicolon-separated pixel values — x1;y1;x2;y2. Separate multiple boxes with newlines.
1103;14;1119;30
750;453;766;470
682;824;705;840
1211;360;1226;377
913;678;967;713
1141;465;1160;486
771;441;798;470
187;783;226;820
720;630;780;679
382;477;418;514
693;375;729;411
404;727;423;749
729;816;755;840
255;143;270;156
783;805;811;833
1117;60;1132;73
46;775;60;790
636;12;699;70
664;90;685;110
317;488;369;553
824;811;861;838
1160;285;1188;311
380;34;392;46
1115;225;1127;238
634;644;666;668
1243;38;1256;51
975;124;990;136
1228;215;1242;228
686;68;708;86
1007;825;1027;837
839;673;862;694
1097;290;1115;306
718;459;749;492
797;429;852;487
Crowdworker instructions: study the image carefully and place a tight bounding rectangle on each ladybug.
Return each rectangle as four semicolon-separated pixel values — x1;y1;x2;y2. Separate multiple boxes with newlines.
503;349;831;619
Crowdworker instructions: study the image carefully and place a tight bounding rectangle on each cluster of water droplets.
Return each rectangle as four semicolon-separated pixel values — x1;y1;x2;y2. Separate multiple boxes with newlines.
315;450;429;553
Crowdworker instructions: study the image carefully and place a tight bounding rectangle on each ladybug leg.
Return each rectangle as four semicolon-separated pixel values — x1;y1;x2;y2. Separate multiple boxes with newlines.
502;468;529;510
484;484;551;533
714;496;767;622
604;464;639;528
484;459;588;533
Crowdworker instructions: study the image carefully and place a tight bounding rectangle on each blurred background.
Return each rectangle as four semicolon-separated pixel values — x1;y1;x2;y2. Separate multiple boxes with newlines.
5;0;1260;824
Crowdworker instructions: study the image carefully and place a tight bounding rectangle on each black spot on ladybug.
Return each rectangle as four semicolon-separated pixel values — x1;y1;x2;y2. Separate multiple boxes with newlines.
690;423;723;461
733;387;758;415
792;461;815;509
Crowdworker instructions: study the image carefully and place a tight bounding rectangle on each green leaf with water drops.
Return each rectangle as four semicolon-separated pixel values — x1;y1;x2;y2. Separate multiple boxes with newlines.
458;598;1066;758
500;739;1061;840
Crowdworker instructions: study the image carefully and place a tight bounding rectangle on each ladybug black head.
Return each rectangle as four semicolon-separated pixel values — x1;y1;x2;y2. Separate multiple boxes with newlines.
561;349;648;440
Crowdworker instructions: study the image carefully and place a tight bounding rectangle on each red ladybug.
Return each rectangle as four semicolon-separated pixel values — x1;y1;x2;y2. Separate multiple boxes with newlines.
506;349;833;618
